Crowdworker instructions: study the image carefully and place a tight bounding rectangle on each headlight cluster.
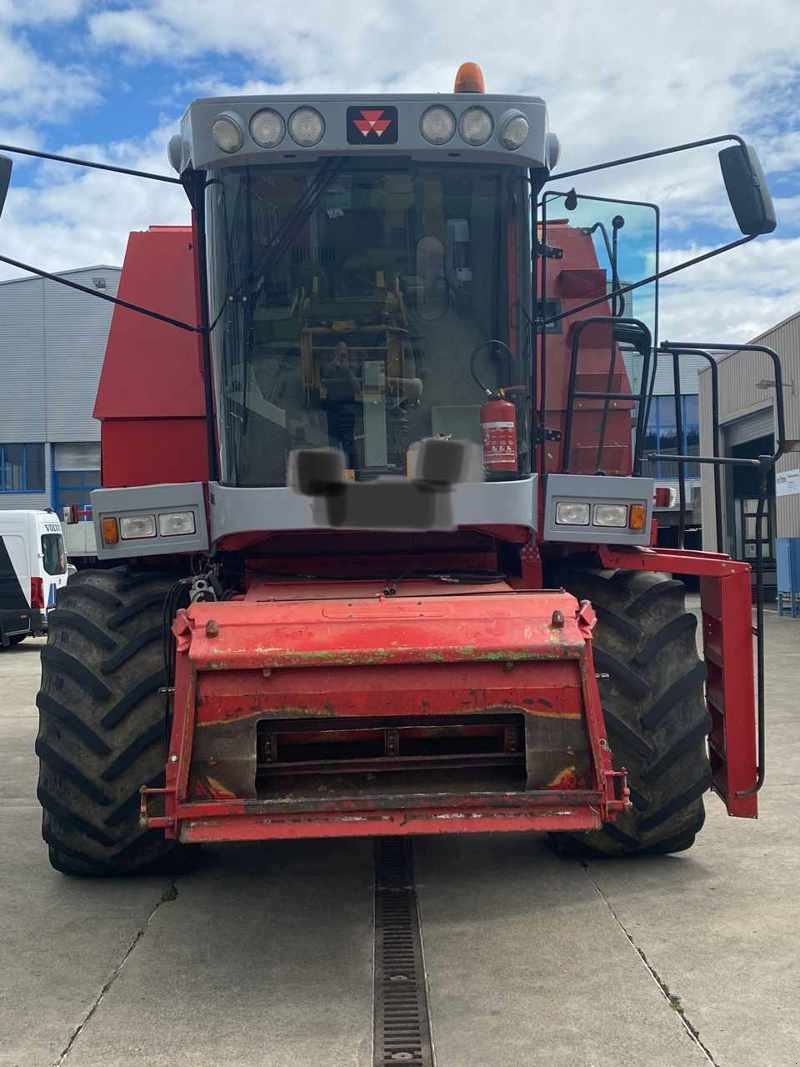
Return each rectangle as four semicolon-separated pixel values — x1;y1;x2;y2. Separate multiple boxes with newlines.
420;105;529;150
211;106;325;153
101;511;197;545
210;103;529;155
555;501;647;531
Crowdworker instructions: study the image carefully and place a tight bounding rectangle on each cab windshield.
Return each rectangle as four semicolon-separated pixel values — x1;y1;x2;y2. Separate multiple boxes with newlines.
205;158;531;486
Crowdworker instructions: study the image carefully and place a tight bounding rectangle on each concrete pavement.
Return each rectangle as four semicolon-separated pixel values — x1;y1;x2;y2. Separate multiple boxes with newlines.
1;609;798;1067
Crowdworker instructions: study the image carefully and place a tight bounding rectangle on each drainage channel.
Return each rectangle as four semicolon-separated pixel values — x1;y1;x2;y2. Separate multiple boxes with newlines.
373;838;435;1067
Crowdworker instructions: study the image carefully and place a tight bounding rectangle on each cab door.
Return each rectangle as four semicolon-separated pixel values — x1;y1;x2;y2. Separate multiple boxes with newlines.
38;520;68;610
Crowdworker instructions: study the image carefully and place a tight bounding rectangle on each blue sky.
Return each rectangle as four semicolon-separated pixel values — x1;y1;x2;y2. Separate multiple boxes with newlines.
1;0;799;341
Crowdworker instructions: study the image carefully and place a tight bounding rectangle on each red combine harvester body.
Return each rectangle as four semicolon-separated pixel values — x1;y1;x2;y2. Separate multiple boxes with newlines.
12;64;782;874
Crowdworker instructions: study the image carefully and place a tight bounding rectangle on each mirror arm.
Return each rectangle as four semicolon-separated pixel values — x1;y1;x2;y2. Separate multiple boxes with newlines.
548;133;745;182
0;253;202;333
0;143;182;185
541;234;754;327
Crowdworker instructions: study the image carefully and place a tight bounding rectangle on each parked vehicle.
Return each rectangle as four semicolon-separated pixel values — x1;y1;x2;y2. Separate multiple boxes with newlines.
0;510;67;647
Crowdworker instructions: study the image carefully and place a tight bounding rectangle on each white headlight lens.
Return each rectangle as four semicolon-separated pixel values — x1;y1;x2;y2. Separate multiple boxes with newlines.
555;501;591;526
420;106;456;145
211;115;244;154
500;114;529;150
249;108;285;148
459;107;493;146
158;511;196;537
288;107;324;147
119;514;157;540
593;504;628;528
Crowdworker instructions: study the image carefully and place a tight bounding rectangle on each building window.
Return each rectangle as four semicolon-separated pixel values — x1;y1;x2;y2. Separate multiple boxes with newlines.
641;396;700;478
52;468;100;514
0;443;46;492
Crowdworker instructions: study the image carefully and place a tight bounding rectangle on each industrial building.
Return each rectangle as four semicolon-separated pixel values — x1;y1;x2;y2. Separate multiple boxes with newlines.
0;266;120;518
698;308;800;593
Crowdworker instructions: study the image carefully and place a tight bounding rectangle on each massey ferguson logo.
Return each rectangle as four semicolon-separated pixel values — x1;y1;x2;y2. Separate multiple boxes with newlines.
347;106;398;145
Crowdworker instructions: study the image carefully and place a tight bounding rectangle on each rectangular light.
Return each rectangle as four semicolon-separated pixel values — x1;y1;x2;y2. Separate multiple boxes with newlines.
100;516;119;545
555;501;590;526
629;503;647;530
158;511;196;537
593;504;628;528
119;514;157;540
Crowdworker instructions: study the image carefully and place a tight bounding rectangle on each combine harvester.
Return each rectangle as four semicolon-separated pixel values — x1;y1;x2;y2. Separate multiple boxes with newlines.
0;63;785;875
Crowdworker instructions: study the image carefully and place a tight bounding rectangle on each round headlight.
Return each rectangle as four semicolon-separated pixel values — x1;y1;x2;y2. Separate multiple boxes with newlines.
211;114;244;154
459;106;493;146
500;114;529;151
420;106;456;145
288;107;325;147
250;108;285;148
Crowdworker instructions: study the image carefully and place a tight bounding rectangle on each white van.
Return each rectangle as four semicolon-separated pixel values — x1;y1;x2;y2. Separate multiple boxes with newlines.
0;510;68;647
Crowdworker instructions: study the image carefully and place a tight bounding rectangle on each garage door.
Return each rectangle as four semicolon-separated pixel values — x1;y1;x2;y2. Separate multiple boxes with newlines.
723;406;775;449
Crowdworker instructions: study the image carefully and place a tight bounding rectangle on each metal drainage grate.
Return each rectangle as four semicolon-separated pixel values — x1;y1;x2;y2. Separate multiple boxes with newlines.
373;838;434;1067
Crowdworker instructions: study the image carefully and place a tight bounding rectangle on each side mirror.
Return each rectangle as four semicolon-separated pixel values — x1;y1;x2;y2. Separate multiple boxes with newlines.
719;142;776;236
0;154;11;218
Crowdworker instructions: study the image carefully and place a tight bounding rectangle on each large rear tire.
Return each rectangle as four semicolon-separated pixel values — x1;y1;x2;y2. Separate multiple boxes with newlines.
557;567;711;856
36;567;179;876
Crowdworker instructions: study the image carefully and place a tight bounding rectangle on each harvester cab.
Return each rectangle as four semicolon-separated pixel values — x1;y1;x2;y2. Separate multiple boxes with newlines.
0;63;786;875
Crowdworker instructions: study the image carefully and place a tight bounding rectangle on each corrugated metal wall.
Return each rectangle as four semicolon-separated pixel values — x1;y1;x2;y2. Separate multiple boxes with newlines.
650;351;707;395
0;276;47;439
0;267;120;445
699;310;800;545
44;268;120;441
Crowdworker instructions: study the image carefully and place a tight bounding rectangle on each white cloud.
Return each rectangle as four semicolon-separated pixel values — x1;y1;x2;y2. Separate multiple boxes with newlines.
658;237;800;341
0;0;797;348
0;0;85;23
0;24;97;122
86;1;800;170
0;123;188;280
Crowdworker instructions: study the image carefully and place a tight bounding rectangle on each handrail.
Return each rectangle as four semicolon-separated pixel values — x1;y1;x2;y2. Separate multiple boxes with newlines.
562;316;652;474
647;340;787;800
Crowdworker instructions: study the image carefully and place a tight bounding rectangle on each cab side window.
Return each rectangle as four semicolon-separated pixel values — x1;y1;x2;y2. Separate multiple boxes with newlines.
41;534;66;576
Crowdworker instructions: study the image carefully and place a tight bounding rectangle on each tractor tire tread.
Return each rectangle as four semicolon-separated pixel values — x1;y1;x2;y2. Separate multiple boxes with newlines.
100;625;162;674
554;566;710;857
36;567;181;876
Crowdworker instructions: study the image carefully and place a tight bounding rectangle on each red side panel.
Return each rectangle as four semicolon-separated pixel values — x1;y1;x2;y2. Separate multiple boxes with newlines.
101;418;209;487
537;222;634;475
95;225;209;487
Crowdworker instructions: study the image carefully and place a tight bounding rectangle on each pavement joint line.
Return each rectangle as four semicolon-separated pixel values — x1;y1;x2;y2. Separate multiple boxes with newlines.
581;861;720;1067
54;880;179;1066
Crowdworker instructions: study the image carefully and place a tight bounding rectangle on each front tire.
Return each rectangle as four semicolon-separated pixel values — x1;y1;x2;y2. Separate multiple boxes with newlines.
557;567;711;856
36;567;179;876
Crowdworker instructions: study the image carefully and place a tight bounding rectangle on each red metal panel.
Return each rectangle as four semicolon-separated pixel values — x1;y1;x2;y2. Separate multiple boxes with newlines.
180;587;586;672
701;571;758;818
597;544;749;577
101;418;209;487
177;806;605;842
194;660;583;725
94;226;205;421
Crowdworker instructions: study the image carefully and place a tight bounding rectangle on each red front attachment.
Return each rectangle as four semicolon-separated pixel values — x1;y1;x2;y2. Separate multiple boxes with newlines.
142;581;628;842
598;545;759;818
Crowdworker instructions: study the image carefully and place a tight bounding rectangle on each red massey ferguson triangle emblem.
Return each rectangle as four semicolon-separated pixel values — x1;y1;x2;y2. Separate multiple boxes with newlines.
347;105;398;144
353;109;391;138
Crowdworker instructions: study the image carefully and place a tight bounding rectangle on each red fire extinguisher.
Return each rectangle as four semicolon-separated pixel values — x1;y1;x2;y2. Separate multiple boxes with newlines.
471;340;519;474
480;391;518;473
